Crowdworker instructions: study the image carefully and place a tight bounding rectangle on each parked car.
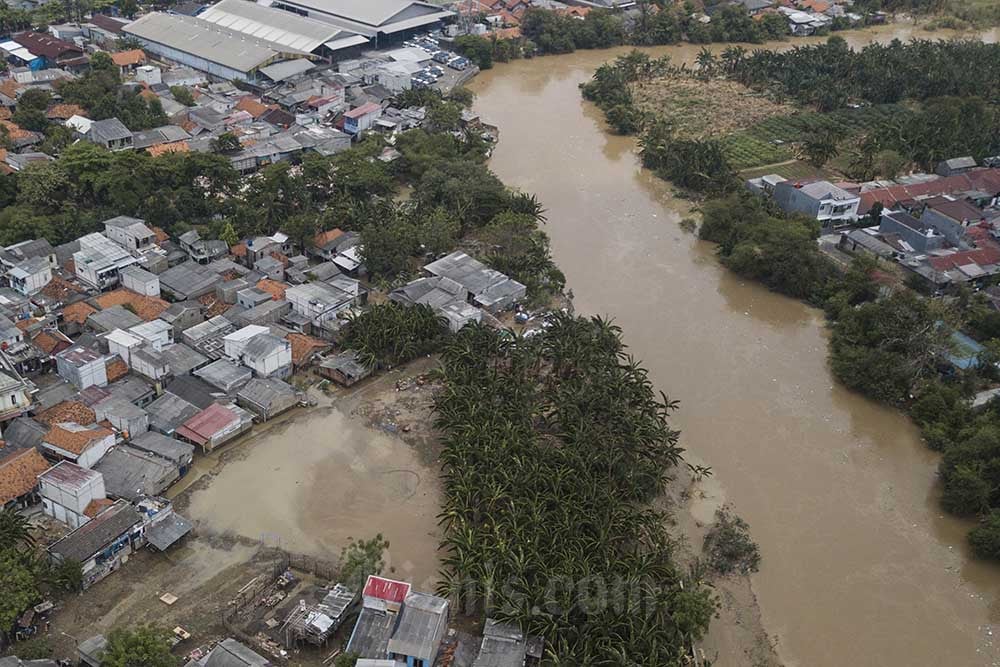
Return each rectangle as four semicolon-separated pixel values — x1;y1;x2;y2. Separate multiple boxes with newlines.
433;50;451;64
448;57;469;71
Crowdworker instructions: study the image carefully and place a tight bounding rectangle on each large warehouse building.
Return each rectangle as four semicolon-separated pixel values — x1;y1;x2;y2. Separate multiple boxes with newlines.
264;0;453;46
123;0;453;82
198;0;369;61
123;11;315;81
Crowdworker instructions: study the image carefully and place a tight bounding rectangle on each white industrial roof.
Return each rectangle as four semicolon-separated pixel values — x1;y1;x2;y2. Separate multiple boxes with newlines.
266;0;453;37
199;0;360;53
124;12;309;73
259;58;315;82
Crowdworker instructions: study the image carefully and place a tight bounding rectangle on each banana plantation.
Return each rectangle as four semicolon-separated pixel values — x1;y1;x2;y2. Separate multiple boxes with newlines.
433;315;715;665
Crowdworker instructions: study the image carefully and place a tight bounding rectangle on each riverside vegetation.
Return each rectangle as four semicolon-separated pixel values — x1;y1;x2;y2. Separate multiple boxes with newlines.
583;38;1000;558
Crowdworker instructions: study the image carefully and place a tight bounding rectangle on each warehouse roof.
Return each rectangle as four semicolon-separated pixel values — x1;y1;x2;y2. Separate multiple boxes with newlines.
199;0;362;54
274;0;452;37
124;12;307;74
259;58;316;82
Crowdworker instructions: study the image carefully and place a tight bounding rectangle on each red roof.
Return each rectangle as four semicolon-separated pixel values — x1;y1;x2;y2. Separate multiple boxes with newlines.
859;168;1000;214
176;403;237;445
928;238;1000;272
363;575;411;604
344;102;380;119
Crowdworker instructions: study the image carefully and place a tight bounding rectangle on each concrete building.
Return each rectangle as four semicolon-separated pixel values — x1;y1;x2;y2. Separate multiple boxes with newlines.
175;402;254;452
86;118;133;151
94;397;149;436
771;179;861;229
129;319;173;351
93;444;179;501
120;265;160;297
129;430;195;475
343;101;381;135
236;377;298;420
223;325;270;360
47;498;145;589
38;461;106;529
56;346;108;389
124;11;316;82
73;233;140;290
41;423;116;469
0;446;49;511
266;0;453;47
240;333;293;379
198;0;369;61
106;329;143;367
7;256;52;295
195;358;252;393
104;216;155;255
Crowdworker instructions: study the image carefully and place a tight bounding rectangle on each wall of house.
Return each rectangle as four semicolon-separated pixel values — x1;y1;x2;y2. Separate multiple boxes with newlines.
77;435;115;469
132;353;168;381
56;357;109;389
247;346;292;378
122;272;160;297
108;337;140;366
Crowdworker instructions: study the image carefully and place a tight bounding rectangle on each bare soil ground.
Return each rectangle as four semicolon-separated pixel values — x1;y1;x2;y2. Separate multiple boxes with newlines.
632;75;794;141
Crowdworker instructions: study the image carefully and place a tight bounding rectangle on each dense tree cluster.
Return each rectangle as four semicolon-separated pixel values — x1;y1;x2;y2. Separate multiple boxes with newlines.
730;38;1000;109
0;508;82;642
57;52;168;130
341;302;450;369
434;316;714;663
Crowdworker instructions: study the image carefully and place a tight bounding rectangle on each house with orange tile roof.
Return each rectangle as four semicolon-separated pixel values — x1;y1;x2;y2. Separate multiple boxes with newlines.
93;288;169;322
286;332;331;369
42;422;115;468
61;301;97;336
0;447;50;509
111;48;146;72
46;103;87;121
147;141;189;157
37;400;96;427
256;279;288;301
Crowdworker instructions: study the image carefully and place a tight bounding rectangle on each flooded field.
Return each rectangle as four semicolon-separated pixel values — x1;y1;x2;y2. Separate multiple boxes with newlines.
469;24;1000;667
184;401;443;589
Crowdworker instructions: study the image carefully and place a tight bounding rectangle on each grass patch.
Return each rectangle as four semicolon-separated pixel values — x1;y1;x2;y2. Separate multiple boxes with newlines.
631;74;794;141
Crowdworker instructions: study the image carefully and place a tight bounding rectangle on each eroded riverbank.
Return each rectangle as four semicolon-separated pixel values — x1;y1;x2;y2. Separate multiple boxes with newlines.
469;25;1000;666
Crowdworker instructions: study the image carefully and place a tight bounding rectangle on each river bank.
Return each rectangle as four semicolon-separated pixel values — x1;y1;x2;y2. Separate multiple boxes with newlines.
468;24;1000;667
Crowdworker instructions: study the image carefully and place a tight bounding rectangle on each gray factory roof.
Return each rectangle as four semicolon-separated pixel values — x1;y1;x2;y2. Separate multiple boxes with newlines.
274;0;452;37
92;445;176;501
259;58;316;82
199;0;362;54
146;392;201;434
124;12;306;74
423;252;525;304
129;430;195;464
48;500;143;562
195;358;252;392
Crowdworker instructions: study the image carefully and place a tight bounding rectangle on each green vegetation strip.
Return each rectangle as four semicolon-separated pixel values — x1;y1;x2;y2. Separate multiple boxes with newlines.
434;317;714;663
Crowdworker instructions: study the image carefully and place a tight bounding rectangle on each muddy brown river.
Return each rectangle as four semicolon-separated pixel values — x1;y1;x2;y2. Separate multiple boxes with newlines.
469;25;1000;667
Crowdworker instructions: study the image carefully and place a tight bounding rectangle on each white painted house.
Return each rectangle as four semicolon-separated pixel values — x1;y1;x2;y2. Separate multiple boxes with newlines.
121;265;160;297
39;461;107;529
41;423;116;469
223;325;269;361
106;329;143;366
129;319;173;351
8;256;52;295
103;216;156;255
73;233;140;290
240;333;292;379
56;346;108;389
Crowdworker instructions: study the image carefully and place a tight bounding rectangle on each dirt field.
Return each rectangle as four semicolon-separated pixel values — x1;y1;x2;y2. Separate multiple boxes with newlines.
632;74;794;141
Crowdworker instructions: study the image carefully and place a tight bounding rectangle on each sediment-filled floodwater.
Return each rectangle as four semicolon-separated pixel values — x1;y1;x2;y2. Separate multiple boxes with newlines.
469;25;1000;667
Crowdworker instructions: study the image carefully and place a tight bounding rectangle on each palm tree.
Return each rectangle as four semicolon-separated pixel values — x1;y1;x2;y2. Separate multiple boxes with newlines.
0;507;34;550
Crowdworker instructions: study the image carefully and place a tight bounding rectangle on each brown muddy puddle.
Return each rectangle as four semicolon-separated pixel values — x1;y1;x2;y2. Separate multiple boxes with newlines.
185;407;442;589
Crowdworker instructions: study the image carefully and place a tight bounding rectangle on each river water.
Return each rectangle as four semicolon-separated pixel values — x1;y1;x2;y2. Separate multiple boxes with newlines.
469;25;1000;667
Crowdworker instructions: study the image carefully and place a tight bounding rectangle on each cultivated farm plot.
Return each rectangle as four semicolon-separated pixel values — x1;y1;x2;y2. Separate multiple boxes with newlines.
722;104;905;170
